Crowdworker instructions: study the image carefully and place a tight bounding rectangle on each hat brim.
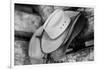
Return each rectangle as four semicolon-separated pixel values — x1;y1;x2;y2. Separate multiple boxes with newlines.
41;27;70;53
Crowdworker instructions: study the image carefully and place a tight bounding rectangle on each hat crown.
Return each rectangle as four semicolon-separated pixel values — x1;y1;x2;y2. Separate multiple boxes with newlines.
43;9;71;39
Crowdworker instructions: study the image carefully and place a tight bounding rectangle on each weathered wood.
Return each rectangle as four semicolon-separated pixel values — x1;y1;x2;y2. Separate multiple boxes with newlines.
15;31;33;41
48;46;94;63
14;39;31;65
14;10;41;33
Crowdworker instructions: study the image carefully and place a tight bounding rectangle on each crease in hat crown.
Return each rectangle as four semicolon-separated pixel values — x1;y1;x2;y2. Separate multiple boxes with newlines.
43;9;71;39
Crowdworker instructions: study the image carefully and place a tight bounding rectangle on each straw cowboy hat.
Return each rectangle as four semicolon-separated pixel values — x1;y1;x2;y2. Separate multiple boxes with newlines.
28;9;86;63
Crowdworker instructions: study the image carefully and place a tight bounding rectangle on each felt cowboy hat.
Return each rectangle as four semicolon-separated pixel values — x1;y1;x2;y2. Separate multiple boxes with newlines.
28;9;85;62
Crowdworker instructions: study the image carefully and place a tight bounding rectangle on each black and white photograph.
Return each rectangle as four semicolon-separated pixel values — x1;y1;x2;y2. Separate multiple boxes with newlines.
14;3;94;65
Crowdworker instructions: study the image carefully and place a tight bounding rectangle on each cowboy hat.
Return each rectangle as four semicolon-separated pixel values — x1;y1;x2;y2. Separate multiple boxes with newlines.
28;9;83;62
